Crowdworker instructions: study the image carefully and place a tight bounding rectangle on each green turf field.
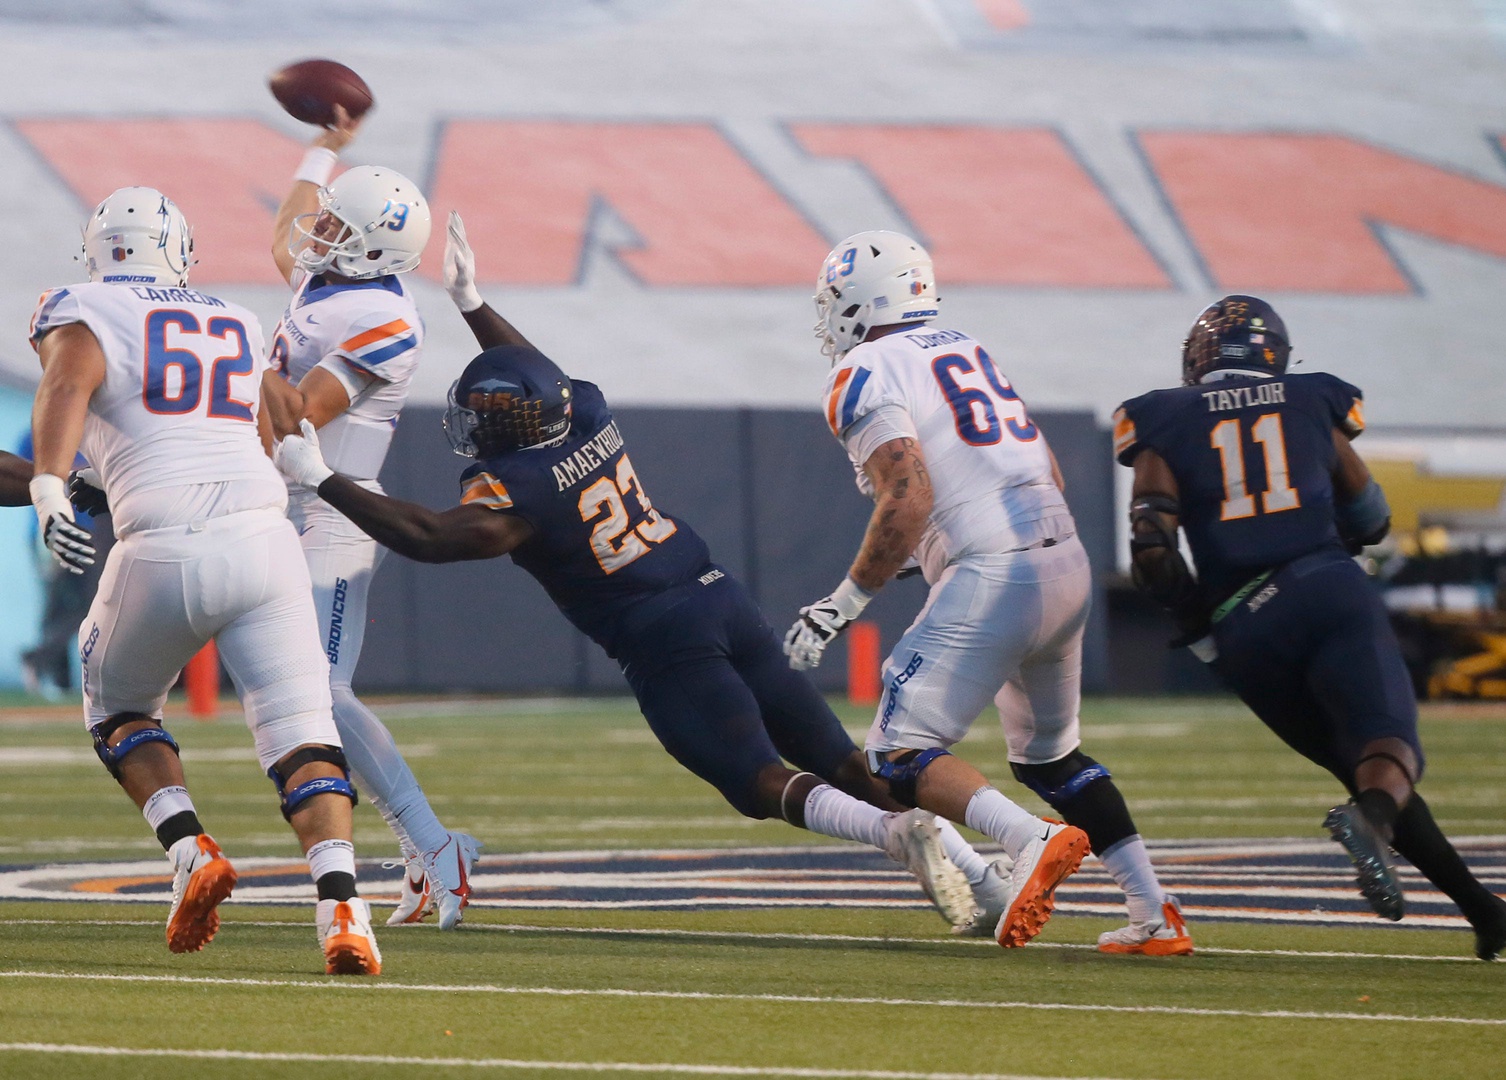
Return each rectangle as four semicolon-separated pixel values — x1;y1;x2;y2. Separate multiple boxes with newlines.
0;695;1502;1080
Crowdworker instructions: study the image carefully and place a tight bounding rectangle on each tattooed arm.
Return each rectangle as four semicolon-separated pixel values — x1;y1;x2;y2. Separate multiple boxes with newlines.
850;436;934;593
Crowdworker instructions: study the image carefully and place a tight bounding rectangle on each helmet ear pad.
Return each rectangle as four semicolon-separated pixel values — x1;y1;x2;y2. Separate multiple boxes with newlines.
444;346;574;458
1181;294;1291;385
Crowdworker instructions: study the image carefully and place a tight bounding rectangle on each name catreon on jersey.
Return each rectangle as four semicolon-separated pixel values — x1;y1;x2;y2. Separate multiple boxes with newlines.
1113;371;1366;601
823;327;1071;583
270;270;424;486
457;380;711;654
28;282;284;537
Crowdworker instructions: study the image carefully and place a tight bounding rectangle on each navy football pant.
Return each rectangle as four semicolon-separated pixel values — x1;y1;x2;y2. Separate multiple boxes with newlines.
615;569;859;818
1210;547;1423;789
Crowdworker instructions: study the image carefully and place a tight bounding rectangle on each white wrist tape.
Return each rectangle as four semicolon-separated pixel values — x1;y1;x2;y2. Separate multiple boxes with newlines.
831;576;874;620
28;472;68;512
294;147;338;187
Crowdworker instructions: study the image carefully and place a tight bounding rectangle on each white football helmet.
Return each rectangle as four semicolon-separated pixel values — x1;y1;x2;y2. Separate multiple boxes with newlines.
291;165;431;280
82;187;193;287
814;230;938;362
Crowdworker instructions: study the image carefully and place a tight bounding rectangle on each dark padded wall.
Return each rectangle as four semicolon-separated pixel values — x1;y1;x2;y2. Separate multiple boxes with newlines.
356;405;1115;694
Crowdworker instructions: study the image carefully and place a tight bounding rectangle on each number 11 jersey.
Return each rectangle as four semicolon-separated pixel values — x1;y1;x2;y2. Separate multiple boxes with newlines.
1113;370;1365;601
29;281;284;537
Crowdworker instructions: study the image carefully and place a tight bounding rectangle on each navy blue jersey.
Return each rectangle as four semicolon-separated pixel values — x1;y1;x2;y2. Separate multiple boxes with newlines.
1114;371;1365;601
458;380;712;652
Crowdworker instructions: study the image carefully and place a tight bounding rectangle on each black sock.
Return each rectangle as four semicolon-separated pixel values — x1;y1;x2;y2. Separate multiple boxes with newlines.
155;810;203;852
1355;789;1400;838
316;871;357;902
1391;794;1500;924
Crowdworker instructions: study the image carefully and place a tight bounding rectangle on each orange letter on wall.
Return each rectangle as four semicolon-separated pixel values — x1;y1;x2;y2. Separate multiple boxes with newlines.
1141;132;1506;293
15;120;306;285
792;125;1169;288
427;121;826;285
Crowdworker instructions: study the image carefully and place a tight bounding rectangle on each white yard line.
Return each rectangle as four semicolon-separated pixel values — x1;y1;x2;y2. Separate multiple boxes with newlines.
0;1043;1146;1080
0;917;1483;963
1;970;1500;1026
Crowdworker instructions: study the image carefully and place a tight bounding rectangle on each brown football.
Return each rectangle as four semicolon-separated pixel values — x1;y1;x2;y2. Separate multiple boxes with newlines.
269;59;373;127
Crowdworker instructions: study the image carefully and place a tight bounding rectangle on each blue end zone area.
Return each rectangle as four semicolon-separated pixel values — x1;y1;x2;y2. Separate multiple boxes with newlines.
4;839;1501;930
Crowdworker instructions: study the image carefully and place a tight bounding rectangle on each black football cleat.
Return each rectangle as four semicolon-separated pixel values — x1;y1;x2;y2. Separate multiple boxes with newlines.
1325;801;1405;922
1470;894;1506;961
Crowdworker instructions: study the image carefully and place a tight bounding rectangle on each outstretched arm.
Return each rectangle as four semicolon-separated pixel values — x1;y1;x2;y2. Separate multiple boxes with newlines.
273;420;532;562
271;105;361;285
442;210;537;352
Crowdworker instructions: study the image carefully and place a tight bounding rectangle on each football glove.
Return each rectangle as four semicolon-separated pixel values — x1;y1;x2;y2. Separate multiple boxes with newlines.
443;210;484;313
68;466;108;517
30;473;95;575
784;577;873;671
273;419;335;490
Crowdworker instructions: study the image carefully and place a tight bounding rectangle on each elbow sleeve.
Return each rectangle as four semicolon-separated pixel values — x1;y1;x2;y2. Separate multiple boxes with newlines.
1336;478;1390;547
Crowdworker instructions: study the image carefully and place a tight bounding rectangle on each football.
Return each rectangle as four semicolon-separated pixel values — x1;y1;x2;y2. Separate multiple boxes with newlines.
268;58;373;127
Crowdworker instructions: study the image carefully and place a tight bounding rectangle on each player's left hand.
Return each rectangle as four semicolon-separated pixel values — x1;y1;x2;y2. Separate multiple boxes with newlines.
29;473;95;575
784;578;874;671
68;466;108;517
443;210;484;313
273;419;335;489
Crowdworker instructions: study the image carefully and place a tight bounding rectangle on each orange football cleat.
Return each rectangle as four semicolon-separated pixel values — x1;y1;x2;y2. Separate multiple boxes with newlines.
995;821;1090;948
319;897;382;976
1098;896;1194;956
165;834;238;954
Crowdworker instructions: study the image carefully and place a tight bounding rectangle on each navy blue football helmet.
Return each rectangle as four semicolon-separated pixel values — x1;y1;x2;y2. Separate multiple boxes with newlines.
443;345;574;458
1181;295;1291;386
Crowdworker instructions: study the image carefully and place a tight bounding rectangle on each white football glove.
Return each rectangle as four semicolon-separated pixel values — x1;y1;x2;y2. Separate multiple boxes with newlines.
29;473;95;575
783;577;873;671
273;419;335;490
443;209;484;313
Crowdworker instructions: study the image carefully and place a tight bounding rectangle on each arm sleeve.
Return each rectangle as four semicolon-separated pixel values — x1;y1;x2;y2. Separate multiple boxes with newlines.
329;307;420;382
27;288;86;349
843;403;919;467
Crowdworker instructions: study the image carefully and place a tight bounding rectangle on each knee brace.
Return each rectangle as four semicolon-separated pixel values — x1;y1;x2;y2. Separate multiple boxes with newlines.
91;715;180;782
867;747;951;808
1011;750;1111;807
267;745;358;821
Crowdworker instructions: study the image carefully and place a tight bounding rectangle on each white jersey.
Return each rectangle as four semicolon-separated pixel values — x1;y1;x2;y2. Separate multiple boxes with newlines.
270;270;423;484
823;326;1073;580
29;281;285;538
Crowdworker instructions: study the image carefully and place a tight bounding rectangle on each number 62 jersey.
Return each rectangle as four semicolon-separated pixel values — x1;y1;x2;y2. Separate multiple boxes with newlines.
29;281;285;536
1113;370;1366;602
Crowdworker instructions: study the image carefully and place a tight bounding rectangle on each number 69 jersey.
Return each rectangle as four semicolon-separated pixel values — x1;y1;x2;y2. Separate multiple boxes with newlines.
824;327;1072;580
29;281;285;537
456;380;711;656
1113;370;1365;601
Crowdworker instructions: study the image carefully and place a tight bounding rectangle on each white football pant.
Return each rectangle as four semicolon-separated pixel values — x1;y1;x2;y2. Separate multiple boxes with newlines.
289;493;449;855
865;536;1090;764
79;508;337;767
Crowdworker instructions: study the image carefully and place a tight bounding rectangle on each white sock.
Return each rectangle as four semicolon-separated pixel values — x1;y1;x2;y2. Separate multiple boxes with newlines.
964;786;1042;860
935;817;990;886
306;838;357;884
142;785;195;833
802;784;891;849
332;687;449;854
1098;835;1165;924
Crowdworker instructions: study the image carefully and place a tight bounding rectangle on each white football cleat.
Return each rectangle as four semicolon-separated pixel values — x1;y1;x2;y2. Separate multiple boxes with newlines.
421;831;481;930
1097;894;1194;956
952;856;1015;938
165;833;238;954
317;896;382;975
883;808;978;927
384;852;434;927
995;820;1089;948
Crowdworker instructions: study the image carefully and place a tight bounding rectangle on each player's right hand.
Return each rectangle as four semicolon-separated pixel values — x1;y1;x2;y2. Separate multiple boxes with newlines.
273;419;336;490
29;473;95;575
443;210;484;313
313;103;361;154
68;467;109;517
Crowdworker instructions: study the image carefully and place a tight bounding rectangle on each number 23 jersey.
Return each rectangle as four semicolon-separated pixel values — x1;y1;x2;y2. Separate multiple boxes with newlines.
29;281;284;536
1113;370;1365;600
823;327;1072;580
457;380;711;654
